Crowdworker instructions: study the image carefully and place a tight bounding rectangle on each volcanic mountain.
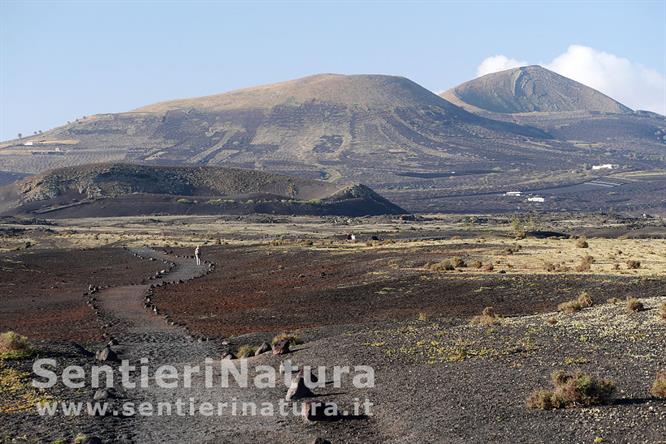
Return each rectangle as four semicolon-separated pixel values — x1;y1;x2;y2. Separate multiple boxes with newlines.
441;65;633;114
1;72;664;212
0;74;552;181
0;163;406;217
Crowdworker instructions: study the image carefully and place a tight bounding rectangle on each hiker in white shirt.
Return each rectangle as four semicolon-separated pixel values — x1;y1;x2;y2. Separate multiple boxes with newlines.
194;245;201;266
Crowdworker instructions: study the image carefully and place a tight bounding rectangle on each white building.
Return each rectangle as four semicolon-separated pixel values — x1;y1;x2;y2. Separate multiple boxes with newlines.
591;164;617;170
527;196;545;203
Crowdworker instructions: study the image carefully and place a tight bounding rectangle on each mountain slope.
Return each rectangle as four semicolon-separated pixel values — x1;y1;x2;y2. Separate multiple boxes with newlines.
0;163;406;217
441;65;632;114
136;74;451;111
1;72;664;213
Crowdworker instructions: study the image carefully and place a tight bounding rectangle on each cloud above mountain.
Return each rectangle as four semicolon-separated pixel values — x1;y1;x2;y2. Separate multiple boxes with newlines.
476;45;666;115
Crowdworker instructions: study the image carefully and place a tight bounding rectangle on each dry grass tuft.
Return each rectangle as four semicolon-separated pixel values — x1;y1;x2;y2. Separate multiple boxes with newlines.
0;332;33;359
651;370;666;398
625;297;644;313
427;260;455;271
470;306;502;326
417;311;428;321
451;257;467;268
272;332;302;347
236;344;257;358
575;237;589;248
557;292;594;314
575;255;595;272
469;260;483;269
626;260;641;269
527;370;615;409
659;302;666;320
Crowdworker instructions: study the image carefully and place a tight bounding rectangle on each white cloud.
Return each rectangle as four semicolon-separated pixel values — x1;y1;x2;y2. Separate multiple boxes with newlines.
475;45;666;114
476;55;528;77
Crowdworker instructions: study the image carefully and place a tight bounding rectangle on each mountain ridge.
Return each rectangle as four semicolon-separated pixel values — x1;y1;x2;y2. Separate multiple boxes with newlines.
441;65;633;114
0;163;406;217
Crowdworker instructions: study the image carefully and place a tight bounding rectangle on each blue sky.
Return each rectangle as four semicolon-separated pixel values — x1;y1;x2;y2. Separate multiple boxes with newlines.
1;0;665;140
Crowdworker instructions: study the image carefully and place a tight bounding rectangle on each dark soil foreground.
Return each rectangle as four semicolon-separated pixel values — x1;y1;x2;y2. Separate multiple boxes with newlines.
0;247;163;341
0;243;664;443
152;244;666;338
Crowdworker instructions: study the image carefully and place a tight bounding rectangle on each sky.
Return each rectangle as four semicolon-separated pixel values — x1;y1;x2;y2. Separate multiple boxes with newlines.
1;0;665;140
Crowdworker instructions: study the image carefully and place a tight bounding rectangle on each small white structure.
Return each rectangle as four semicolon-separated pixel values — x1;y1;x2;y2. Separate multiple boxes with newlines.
505;191;522;196
23;141;33;146
527;196;545;203
591;164;617;171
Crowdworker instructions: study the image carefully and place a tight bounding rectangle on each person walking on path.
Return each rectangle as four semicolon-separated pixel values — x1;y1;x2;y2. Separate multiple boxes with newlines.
194;245;201;266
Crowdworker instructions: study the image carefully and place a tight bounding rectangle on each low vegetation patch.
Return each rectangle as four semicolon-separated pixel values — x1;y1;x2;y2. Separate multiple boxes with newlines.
625;297;644;313
427;259;454;271
470;307;502;326
544;262;570;272
557;292;594;314
236;345;257;358
0;331;34;360
575;255;595;272
651;370;666;398
0;364;54;413
626;260;641;269
451;257;466;268
527;370;615;410
575;237;589;248
272;332;302;347
659;302;666;320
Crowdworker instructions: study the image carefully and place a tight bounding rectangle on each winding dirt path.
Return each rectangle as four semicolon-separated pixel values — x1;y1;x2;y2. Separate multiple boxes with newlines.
93;248;299;443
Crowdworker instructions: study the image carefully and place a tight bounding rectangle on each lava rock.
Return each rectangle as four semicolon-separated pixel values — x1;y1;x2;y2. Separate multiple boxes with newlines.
254;342;271;356
95;346;119;362
272;339;290;355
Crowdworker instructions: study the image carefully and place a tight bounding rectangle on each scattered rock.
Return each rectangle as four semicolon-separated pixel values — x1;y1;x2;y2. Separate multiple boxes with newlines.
95;346;119;362
254;342;271;356
286;370;314;401
221;352;236;360
272;339;290;355
93;388;118;400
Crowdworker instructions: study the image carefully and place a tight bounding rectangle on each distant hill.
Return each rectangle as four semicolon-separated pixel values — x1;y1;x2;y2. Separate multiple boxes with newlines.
0;163;406;217
1;71;664;213
441;65;632;114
